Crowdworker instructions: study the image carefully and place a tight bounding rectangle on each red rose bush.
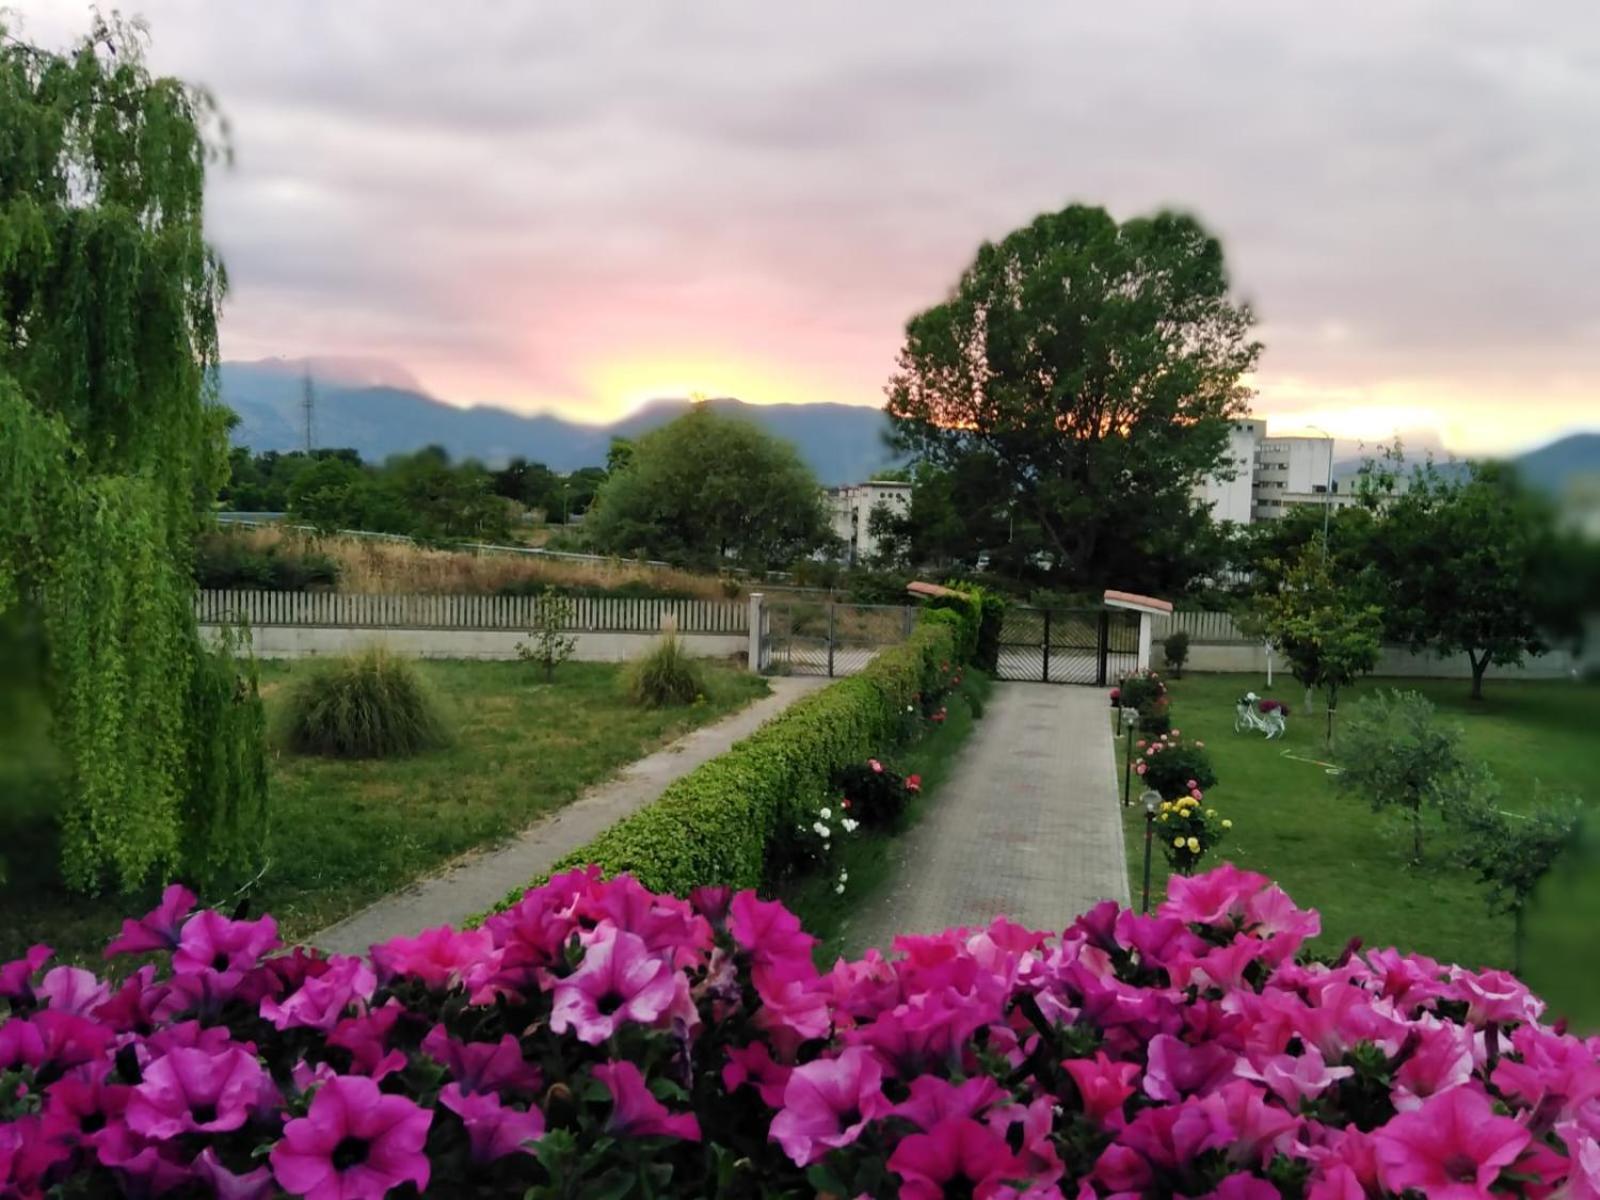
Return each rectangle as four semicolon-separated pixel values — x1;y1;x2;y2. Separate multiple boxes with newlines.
2;864;1597;1198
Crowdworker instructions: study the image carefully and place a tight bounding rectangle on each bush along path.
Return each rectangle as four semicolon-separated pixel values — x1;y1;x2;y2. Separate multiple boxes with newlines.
843;681;1132;956
313;676;828;955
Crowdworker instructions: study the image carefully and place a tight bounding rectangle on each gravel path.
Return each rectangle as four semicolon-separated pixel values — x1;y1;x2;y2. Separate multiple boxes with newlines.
841;682;1130;954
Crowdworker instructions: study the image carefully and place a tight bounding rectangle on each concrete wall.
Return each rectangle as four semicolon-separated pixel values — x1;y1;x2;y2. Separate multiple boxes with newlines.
202;625;748;663
1176;639;1586;682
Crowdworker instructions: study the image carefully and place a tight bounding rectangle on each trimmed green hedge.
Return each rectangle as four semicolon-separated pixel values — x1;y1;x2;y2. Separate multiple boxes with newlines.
922;591;980;662
523;620;959;898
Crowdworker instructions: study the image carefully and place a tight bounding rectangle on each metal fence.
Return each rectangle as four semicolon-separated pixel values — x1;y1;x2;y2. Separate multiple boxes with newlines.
194;590;749;634
995;607;1141;685
763;600;914;677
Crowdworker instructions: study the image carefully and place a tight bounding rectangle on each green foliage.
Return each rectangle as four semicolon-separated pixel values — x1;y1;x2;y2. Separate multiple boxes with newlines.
515;587;579;682
922;590;982;662
183;626;269;890
588;407;830;569
279;646;452;759
944;581;1006;672
284;445;513;543
1254;548;1383;747
0;18;269;893
524;622;958;897
1452;795;1582;925
623;634;707;708
194;528;339;590
1138;735;1219;803
1115;668;1170;718
886;203;1259;592
843;570;910;606
1335;690;1477;865
1163;629;1191;677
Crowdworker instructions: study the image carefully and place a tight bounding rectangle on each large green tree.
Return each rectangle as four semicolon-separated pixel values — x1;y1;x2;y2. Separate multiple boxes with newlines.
588;407;829;568
886;204;1260;590
0;17;266;892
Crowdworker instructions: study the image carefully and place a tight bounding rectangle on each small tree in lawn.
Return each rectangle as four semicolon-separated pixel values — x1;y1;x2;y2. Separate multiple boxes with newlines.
1335;690;1475;865
516;586;578;682
1450;792;1582;973
1163;630;1191;678
1258;549;1382;748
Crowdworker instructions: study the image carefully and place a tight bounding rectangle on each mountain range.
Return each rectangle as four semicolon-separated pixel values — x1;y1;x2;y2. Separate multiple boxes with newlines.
220;357;898;486
220;357;1600;494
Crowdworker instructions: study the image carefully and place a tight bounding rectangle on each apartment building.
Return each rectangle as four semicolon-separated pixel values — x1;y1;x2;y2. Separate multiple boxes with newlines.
1195;418;1355;525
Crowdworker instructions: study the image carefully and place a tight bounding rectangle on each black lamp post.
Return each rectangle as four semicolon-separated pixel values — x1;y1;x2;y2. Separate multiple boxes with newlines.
1120;707;1140;807
1140;788;1162;914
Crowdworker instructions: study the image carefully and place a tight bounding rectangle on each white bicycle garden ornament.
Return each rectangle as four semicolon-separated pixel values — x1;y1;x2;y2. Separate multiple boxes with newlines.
1234;691;1287;739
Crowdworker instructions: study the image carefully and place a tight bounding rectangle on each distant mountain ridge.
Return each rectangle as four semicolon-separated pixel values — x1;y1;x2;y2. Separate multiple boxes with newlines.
220;358;1599;493
219;359;899;486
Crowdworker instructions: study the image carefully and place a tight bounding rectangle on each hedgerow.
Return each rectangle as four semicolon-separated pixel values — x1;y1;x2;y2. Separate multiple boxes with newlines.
527;620;958;898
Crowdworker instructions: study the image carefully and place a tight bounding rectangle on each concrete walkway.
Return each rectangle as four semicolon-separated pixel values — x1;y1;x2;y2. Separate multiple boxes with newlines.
842;683;1130;954
314;676;828;956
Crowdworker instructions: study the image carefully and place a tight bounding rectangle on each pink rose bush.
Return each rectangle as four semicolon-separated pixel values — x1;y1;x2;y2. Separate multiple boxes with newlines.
2;866;1598;1198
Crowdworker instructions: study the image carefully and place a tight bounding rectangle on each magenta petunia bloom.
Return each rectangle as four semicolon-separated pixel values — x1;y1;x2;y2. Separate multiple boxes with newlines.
592;1061;701;1141
1558;1122;1600;1200
888;1115;1025;1200
270;1074;432;1200
1062;1052;1141;1129
173;909;279;976
421;1025;542;1096
687;885;733;928
892;1075;1003;1133
722;1040;794;1108
369;924;492;990
729;891;817;972
1142;1034;1239;1102
769;1047;890;1166
0;945;51;1002
1372;1085;1530;1200
1237;1046;1353;1110
439;1083;544;1162
36;965;109;1017
1;1009;115;1074
260;955;376;1032
40;1074;131;1152
1393;1020;1475;1110
549;928;678;1045
195;1147;276;1200
105;884;197;958
126;1044;271;1139
1162;863;1272;927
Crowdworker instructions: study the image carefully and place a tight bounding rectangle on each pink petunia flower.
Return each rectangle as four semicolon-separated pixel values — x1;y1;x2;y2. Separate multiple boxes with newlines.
105;884;197;958
1236;1046;1353;1109
891;1075;1004;1132
0;945;52;1002
194;1148;276;1200
1372;1085;1530;1200
592;1061;700;1141
36;966;109;1017
548;927;678;1045
1557;1122;1600;1200
439;1083;544;1161
261;955;376;1032
369;925;492;990
270;1074;432;1200
1392;1020;1475;1111
125;1044;270;1139
888;1115;1026;1200
1063;1052;1141;1129
868;758;884;773
769;1047;890;1166
421;1025;542;1096
722;1041;794;1108
1143;1034;1239;1101
172;909;279;976
729;892;817;973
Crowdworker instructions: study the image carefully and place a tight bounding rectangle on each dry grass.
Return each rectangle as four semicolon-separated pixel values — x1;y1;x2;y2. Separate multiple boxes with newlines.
227;526;738;599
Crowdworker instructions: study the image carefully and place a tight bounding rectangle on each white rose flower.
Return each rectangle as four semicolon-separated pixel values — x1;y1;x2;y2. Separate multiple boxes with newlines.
834;883;846;894
841;818;859;833
819;807;832;820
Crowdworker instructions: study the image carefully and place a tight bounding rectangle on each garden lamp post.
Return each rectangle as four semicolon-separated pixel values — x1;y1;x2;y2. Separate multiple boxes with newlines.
1120;707;1140;807
1140;788;1162;914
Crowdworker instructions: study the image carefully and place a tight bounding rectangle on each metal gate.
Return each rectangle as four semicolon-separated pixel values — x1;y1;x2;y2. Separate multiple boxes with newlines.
995;606;1140;685
763;599;913;677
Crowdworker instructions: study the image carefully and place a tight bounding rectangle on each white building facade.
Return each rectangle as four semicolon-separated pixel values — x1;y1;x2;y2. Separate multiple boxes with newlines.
1195;418;1355;525
827;480;912;564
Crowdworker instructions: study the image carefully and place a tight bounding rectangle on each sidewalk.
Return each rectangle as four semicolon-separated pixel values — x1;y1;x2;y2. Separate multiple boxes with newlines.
842;683;1130;953
314;676;828;955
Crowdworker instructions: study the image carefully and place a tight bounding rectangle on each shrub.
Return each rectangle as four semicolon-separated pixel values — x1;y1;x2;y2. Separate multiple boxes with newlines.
922;590;981;661
1112;667;1169;716
1153;791;1230;875
844;568;908;606
515;585;579;682
8;866;1592;1200
623;634;706;708
194;529;339;591
533;621;957;897
1335;689;1474;864
834;757;920;831
1133;730;1218;802
279;646;451;758
1163;628;1191;677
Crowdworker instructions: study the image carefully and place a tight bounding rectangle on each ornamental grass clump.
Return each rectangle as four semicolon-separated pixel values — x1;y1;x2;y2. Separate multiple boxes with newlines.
623;634;705;708
4;864;1596;1198
280;646;451;758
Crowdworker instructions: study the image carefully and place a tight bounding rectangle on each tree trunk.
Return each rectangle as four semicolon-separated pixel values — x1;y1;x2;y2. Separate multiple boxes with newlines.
1325;685;1337;751
1303;685;1315;714
1411;806;1423;865
1469;651;1488;701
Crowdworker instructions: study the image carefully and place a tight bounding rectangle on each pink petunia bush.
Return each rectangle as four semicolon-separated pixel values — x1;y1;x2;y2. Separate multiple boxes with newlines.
1;866;1597;1198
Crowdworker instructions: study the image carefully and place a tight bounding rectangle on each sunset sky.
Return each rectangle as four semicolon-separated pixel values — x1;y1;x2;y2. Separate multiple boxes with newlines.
13;2;1600;454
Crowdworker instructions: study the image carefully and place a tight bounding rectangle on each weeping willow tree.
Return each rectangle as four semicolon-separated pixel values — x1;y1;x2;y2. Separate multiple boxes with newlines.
0;16;268;894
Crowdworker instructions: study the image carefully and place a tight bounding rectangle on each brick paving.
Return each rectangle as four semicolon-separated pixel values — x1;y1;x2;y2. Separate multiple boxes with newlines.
314;676;829;956
842;682;1130;954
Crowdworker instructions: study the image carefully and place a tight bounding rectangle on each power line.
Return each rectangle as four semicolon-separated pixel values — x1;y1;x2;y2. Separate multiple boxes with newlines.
301;365;315;453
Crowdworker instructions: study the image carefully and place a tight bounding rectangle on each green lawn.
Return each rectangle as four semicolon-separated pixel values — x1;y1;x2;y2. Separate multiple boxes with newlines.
1119;672;1600;1023
775;672;994;964
1;659;768;963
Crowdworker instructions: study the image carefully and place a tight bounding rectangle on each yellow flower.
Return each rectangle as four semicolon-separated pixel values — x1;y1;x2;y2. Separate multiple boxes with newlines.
1158;813;1168;822
1173;836;1185;848
1206;809;1216;818
1186;837;1200;852
1222;819;1233;829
